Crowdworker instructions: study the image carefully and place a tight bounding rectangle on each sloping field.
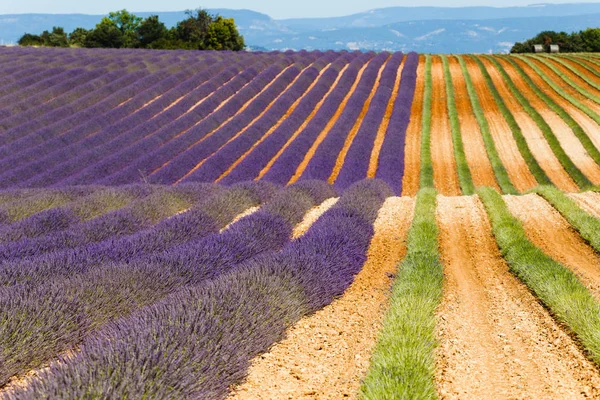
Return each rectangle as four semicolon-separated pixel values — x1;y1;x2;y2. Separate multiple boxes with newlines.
2;47;600;399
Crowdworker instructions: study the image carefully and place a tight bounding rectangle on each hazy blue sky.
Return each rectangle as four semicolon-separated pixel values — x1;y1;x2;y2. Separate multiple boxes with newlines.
2;0;599;19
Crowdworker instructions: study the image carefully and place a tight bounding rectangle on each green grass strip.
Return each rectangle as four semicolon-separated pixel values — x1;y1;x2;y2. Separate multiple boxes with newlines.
360;188;442;400
478;186;600;366
562;54;600;81
511;55;600;170
456;55;518;194
541;54;600;92
524;54;600;116
533;186;600;253
471;55;551;186
420;55;434;189
486;55;592;189
440;55;474;195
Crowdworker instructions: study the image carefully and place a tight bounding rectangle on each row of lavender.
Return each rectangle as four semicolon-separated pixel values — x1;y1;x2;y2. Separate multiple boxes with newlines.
0;47;417;193
0;179;392;398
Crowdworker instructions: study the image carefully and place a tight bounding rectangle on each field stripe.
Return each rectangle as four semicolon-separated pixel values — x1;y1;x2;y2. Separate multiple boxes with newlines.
287;60;371;184
216;63;335;182
488;56;588;190
175;64;313;183
401;55;425;196
367;57;405;178
255;63;351;181
429;55;461;196
455;55;514;193
441;55;475;194
328;56;390;184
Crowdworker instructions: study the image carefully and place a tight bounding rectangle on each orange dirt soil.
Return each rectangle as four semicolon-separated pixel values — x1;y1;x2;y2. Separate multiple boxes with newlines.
509;57;600;186
482;56;579;191
228;196;415;400
568;191;600;219
430;55;461;196
288;61;371;184
217;63;334;182
329;56;389;184
505;194;600;301
448;56;499;190
256;63;351;181
435;195;600;399
401;55;425;196
465;56;538;192
292;197;339;239
367;56;405;178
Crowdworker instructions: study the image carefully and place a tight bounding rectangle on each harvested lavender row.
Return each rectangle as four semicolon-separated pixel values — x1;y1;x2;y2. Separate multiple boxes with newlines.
219;52;359;184
63;55;277;187
334;52;404;189
20;57;253;187
0;181;329;388
179;53;342;183
299;52;389;181
152;53;322;184
375;51;419;194
260;51;376;185
8;180;389;399
0;183;223;274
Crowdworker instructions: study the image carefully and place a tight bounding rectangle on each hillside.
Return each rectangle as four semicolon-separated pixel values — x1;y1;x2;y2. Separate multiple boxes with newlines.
2;47;600;399
4;3;600;52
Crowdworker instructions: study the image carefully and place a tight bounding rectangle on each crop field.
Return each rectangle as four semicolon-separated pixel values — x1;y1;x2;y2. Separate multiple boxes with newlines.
2;47;600;399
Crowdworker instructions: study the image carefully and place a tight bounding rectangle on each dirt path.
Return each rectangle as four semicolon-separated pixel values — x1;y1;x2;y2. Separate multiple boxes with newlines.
465;56;538;192
292;197;339;239
486;58;593;192
229;196;415;400
448;56;499;190
436;195;600;399
505;194;600;301
430;55;461;196
401;55;425;196
508;57;600;186
569;191;600;219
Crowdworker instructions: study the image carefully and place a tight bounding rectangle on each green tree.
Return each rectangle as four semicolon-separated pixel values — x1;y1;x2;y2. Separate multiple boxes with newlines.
205;16;245;50
44;27;69;47
69;27;89;47
84;17;124;48
136;15;167;48
108;9;143;47
17;33;44;46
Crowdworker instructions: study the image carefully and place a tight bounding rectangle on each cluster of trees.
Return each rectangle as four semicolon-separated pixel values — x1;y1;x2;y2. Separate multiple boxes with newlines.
511;28;600;53
18;9;245;51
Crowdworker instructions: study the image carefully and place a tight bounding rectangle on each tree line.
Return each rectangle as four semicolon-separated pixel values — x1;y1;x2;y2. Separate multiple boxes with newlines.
18;9;245;51
511;28;600;53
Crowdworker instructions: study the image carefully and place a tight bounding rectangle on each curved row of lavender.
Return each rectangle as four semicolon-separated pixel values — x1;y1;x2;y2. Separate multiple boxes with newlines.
0;47;417;193
2;179;393;399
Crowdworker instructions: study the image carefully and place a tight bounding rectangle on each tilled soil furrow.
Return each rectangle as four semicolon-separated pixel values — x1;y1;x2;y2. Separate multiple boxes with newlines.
431;56;461;196
569;191;600;219
229;196;415;400
401;56;424;196
505;194;600;301
436;195;600;400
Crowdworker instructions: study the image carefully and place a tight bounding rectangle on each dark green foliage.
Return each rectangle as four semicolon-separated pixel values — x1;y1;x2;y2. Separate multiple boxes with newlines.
18;8;245;51
360;188;441;399
511;28;600;53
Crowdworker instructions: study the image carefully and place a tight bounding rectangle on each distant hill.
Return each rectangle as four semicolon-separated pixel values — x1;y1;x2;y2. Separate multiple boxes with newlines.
2;3;600;53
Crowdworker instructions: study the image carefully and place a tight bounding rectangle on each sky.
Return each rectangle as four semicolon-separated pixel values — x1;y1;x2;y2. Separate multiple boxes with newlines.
2;0;599;19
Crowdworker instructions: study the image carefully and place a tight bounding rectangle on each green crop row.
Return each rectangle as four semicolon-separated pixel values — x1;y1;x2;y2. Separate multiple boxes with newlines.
360;188;442;400
420;55;434;189
487;56;591;189
456;55;517;194
440;55;474;195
